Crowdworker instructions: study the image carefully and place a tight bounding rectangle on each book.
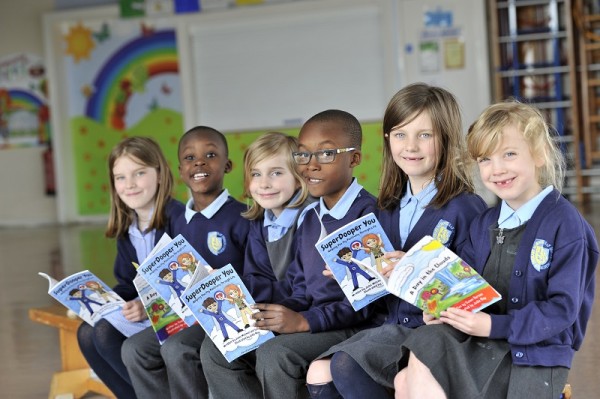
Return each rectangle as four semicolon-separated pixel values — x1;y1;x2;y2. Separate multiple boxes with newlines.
39;270;150;337
136;233;211;327
315;213;502;316
133;273;188;344
315;212;395;310
384;234;502;317
180;263;275;362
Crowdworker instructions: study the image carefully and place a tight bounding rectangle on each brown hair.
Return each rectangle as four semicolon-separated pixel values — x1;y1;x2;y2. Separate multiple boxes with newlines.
378;83;474;210
105;136;174;238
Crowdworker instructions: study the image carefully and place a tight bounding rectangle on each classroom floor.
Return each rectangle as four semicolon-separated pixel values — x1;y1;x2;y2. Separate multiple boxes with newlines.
2;203;600;399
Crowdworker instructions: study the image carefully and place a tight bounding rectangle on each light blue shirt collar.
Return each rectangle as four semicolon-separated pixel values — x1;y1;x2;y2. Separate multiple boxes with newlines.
399;180;437;209
398;180;437;247
184;189;230;223
263;190;302;230
318;178;363;220
498;185;553;228
128;220;156;262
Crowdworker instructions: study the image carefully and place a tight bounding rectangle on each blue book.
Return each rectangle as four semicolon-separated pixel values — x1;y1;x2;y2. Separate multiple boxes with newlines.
136;233;210;327
181;264;275;362
315;212;391;311
39;270;150;337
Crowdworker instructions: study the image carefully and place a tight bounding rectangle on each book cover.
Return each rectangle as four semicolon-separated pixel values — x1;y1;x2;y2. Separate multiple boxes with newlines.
385;235;502;317
314;212;392;310
38;270;150;337
136;233;210;327
133;273;188;344
181;264;275;362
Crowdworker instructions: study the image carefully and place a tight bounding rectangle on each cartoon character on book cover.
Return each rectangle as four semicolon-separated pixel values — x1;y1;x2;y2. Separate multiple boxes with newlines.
181;264;275;362
137;234;209;327
315;213;392;311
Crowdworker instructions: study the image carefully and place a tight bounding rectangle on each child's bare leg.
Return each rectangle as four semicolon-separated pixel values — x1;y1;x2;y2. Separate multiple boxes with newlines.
394;352;446;399
307;358;333;384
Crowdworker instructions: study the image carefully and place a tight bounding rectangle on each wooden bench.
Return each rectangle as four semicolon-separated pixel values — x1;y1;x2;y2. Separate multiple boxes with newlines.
29;305;116;399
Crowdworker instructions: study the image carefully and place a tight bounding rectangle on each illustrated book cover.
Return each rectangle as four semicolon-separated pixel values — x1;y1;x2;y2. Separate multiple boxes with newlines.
136;233;210;327
314;212;393;310
384;234;502;317
133;273;188;344
39;270;150;337
180;263;275;362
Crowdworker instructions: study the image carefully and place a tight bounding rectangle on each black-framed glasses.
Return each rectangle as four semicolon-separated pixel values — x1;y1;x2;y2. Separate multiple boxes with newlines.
292;147;355;165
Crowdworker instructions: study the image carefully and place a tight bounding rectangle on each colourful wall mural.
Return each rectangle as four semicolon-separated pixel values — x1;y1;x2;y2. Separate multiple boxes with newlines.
0;53;51;149
62;18;384;216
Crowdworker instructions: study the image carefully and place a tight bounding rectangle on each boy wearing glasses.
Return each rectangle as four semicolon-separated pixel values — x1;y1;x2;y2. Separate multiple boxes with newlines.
201;109;378;399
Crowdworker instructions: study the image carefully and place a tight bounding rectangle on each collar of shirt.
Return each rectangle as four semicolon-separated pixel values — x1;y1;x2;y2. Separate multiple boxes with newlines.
318;178;363;220
398;180;437;247
184;189;230;223
263;190;302;230
400;180;437;210
498;185;554;228
128;223;156;262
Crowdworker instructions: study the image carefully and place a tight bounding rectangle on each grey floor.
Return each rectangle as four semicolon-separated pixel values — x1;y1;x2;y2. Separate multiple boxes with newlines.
2;203;600;398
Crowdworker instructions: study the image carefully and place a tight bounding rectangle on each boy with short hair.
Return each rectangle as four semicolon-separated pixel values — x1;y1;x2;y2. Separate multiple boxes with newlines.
122;126;250;399
200;110;377;399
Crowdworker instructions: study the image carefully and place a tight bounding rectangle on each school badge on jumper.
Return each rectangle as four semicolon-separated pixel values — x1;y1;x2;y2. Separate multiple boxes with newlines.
207;231;226;256
530;239;552;271
432;220;454;245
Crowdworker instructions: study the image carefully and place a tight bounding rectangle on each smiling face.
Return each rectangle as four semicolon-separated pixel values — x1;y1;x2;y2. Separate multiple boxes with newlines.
248;152;299;218
477;123;543;210
388;111;439;194
297;121;360;209
178;130;232;210
112;154;159;218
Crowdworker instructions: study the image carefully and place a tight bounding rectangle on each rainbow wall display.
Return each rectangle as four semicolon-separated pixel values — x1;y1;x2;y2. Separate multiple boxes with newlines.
0;53;51;149
63;19;384;216
63;19;184;215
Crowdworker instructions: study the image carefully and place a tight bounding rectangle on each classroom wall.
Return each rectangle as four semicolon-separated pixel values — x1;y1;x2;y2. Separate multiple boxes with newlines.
0;0;58;227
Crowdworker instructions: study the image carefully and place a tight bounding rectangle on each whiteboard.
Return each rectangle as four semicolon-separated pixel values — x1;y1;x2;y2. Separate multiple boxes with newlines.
188;1;396;131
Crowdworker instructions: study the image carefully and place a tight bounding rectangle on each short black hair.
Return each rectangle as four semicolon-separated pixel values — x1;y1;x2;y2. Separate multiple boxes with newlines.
304;109;362;149
179;126;228;156
337;247;352;257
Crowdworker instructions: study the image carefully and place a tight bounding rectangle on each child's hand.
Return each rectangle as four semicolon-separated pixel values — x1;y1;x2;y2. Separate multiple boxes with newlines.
423;312;443;325
322;264;334;279
439;307;491;337
251;303;310;334
122;299;147;322
381;250;405;278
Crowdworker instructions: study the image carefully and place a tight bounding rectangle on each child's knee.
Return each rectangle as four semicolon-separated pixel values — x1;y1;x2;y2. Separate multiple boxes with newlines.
306;359;333;384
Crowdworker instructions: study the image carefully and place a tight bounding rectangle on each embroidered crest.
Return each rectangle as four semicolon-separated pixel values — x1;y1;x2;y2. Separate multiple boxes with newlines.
530;239;552;271
207;231;226;256
432;220;454;245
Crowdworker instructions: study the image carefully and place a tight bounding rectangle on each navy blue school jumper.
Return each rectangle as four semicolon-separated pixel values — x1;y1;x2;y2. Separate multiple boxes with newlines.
77;197;184;399
402;189;598;398
170;195;250;273
122;194;251;399
200;184;379;399
242;197;316;303
318;191;488;388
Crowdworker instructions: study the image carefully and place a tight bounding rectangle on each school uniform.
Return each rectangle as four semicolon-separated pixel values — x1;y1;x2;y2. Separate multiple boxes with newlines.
201;179;378;399
77;197;184;399
242;195;317;303
122;190;250;399
317;190;488;388
401;188;598;399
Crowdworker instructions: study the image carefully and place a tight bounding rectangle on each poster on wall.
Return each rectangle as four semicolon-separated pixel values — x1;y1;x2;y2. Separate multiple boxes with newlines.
0;53;51;149
60;18;184;215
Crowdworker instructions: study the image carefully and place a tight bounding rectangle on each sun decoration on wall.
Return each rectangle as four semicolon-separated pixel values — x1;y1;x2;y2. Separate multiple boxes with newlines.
64;23;96;63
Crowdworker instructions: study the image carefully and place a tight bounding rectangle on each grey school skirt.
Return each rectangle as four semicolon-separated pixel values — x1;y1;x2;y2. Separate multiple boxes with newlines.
401;324;568;399
317;323;414;388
